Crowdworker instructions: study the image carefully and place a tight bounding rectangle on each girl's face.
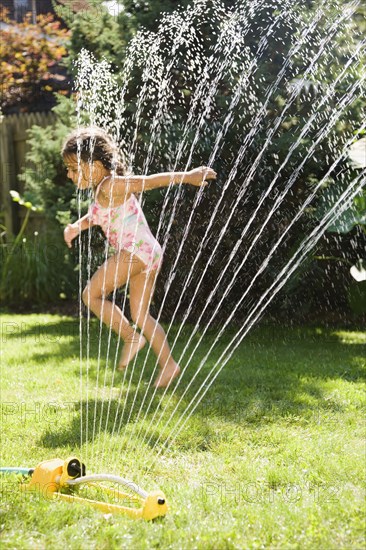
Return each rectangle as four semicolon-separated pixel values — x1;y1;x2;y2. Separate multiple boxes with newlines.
64;154;107;189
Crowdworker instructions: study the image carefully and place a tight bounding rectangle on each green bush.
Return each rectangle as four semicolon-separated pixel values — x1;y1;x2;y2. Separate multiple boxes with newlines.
0;193;77;307
1;231;76;307
19;95;80;226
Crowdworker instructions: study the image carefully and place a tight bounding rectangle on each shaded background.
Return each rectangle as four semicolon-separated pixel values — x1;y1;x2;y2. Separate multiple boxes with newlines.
0;0;365;326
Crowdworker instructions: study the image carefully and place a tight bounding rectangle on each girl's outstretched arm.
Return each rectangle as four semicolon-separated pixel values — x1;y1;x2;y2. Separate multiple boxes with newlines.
100;166;217;198
139;166;217;190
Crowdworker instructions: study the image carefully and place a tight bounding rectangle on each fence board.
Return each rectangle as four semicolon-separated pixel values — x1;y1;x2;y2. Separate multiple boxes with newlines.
0;111;56;235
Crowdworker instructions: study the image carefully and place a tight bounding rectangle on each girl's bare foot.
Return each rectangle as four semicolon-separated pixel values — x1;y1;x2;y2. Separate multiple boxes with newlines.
153;361;181;388
118;334;147;370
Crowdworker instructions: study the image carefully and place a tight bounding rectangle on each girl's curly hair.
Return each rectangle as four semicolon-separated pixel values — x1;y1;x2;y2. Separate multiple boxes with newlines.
61;126;127;175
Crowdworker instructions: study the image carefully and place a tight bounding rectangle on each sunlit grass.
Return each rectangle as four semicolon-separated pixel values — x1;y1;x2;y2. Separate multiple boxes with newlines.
1;314;365;549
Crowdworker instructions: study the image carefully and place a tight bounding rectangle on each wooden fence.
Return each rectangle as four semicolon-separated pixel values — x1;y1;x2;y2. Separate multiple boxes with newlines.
0;111;56;234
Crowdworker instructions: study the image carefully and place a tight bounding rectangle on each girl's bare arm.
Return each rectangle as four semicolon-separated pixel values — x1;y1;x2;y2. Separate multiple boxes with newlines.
100;166;217;199
64;213;95;248
70;212;94;231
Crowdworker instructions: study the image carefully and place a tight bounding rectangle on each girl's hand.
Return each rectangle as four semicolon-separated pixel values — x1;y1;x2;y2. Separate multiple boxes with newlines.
64;223;79;248
185;166;217;187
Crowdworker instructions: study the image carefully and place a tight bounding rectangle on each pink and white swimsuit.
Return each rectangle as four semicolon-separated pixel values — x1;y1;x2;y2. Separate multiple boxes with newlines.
88;179;163;273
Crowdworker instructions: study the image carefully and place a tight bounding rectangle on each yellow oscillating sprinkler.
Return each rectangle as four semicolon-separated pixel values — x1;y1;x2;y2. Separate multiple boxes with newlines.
0;457;168;521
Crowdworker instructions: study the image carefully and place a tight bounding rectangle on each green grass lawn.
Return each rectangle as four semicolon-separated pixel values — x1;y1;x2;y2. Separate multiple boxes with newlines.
1;313;365;549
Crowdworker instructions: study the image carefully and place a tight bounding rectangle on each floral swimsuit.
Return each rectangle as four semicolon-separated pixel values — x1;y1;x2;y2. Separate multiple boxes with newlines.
88;178;163;273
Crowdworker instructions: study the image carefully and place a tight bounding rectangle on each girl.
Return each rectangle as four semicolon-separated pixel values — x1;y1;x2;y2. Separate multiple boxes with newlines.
62;127;216;388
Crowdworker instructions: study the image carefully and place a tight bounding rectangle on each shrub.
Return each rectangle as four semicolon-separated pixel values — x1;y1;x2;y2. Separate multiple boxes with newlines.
0;7;71;113
0;192;76;307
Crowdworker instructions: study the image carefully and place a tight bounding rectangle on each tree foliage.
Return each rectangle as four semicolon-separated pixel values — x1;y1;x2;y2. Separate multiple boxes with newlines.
0;6;70;112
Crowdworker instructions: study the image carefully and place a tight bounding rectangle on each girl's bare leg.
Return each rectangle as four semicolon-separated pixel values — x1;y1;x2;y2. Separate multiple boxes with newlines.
82;252;147;363
129;269;180;388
